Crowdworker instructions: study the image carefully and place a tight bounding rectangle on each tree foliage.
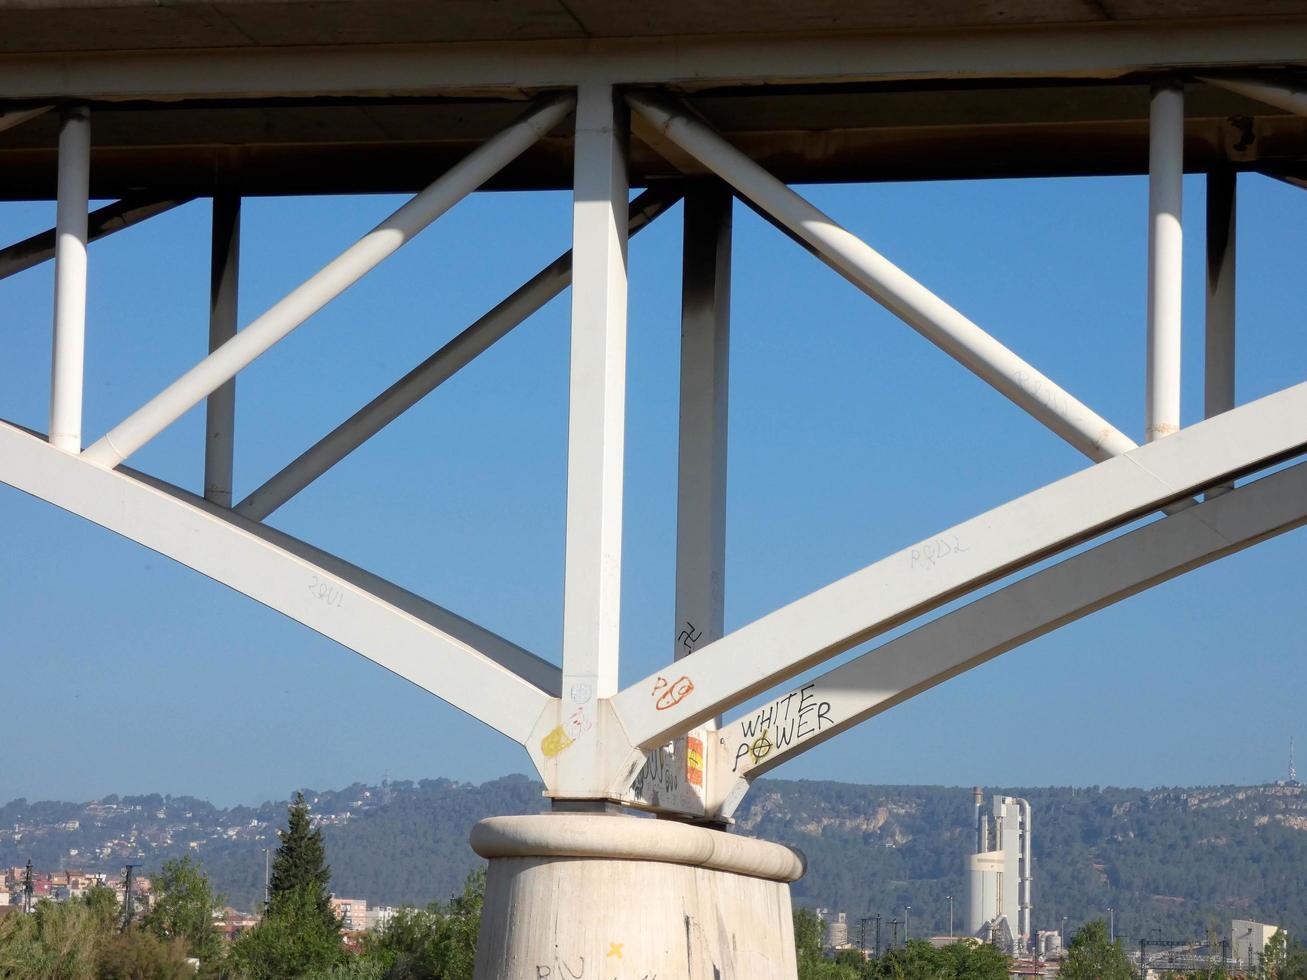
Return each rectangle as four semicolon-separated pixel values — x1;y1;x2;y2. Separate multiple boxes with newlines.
0;889;188;980
1256;930;1307;980
360;869;484;980
0;893;110;980
863;938;1009;979
793;910;1009;980
228;884;346;980
1060;918;1134;980
144;854;226;963
97;929;196;980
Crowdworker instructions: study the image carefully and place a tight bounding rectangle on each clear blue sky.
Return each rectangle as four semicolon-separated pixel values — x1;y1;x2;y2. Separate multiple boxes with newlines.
1;172;1303;807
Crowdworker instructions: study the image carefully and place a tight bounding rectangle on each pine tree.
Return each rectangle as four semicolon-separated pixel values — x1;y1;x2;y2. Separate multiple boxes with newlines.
268;792;337;934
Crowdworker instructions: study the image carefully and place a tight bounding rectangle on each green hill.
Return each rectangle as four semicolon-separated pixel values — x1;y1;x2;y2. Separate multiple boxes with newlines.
3;777;1303;943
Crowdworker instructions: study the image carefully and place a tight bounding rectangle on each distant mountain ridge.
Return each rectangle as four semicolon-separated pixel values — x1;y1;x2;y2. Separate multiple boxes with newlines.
3;777;1304;942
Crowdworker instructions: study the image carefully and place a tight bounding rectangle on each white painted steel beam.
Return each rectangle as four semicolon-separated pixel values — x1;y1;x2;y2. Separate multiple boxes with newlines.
1202;76;1307;117
0;197;189;282
0;105;51;132
1;21;1305;101
117;461;562;696
0;420;556;744
82;95;573;470
205;193;240;508
549;84;631;799
1205;168;1236;499
1146;82;1184;443
627;92;1135;463
49;105;90;454
561;84;629;701
235;187;679;522
612;378;1307;750
674;183;732;662
711;458;1307;818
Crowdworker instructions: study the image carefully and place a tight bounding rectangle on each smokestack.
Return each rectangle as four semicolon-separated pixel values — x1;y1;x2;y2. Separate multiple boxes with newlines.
974;787;985;853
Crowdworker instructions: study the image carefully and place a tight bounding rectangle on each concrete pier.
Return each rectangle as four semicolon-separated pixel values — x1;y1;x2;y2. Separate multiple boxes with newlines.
471;814;806;979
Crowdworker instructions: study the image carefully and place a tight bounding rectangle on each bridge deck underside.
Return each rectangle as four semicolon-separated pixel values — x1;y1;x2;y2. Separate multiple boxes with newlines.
0;82;1307;197
3;4;1307;198
0;81;1306;198
4;1;1307;53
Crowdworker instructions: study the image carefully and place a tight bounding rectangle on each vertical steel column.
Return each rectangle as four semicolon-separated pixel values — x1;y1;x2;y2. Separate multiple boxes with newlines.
205;193;240;507
674;185;731;665
49;106;90;453
1205;169;1236;498
557;85;629;795
1146;82;1184;443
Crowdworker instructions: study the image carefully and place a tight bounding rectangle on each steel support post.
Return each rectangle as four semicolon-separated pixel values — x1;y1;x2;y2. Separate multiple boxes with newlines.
1205;168;1236;498
652;183;733;816
674;184;732;663
1146;82;1184;443
204;193;241;507
235;188;679;522
626;92;1135;463
555;84;630;797
49;106;90;454
82;95;572;470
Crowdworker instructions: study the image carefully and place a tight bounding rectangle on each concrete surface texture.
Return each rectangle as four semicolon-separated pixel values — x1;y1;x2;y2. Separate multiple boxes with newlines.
471;814;806;979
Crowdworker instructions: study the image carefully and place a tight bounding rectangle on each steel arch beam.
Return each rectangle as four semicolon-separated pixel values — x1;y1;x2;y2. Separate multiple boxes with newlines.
612;378;1307;752
121;465;561;698
709;457;1307;819
0;420;556;747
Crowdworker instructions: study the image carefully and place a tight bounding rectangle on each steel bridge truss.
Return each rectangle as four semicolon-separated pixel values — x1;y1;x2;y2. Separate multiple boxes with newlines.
3;42;1307;822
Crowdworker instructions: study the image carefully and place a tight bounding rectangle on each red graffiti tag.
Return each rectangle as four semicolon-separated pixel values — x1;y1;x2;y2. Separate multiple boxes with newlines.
654;675;694;711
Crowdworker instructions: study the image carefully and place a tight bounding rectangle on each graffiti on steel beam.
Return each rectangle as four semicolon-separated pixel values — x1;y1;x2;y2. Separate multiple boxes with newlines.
676;620;703;655
729;682;833;773
908;534;966;571
650;674;694;711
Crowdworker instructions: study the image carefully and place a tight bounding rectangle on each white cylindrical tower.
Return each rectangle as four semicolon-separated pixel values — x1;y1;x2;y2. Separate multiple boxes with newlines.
1015;797;1033;947
967;851;1004;936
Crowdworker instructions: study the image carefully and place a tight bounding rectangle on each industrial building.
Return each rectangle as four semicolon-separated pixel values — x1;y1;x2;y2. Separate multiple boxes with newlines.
1232;920;1283;968
966;788;1033;954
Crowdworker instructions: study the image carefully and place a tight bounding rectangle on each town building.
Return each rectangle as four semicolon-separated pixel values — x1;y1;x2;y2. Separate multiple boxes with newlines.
331;896;368;932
